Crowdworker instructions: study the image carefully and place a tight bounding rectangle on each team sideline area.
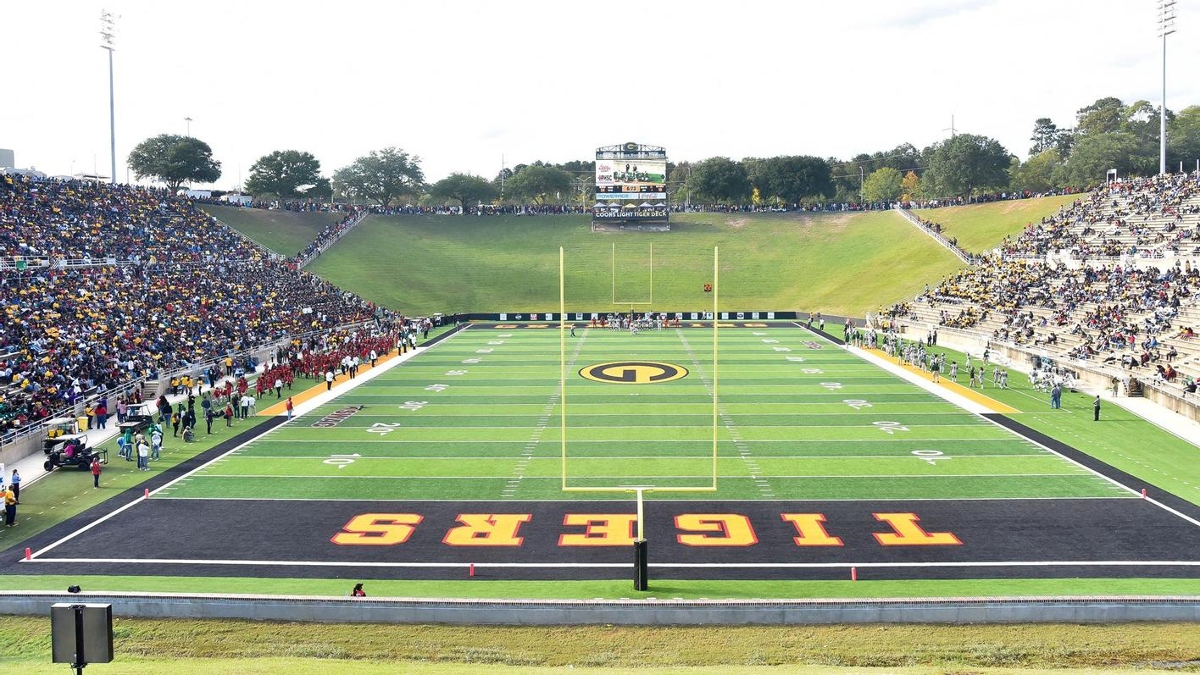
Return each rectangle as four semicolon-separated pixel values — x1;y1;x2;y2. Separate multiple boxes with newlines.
6;322;1199;583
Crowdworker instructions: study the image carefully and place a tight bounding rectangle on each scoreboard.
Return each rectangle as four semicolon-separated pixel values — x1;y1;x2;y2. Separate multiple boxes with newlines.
593;143;669;225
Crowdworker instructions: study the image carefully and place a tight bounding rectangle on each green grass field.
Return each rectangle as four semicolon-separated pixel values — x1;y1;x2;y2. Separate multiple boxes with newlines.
200;196;1075;318
162;324;1121;504
911;194;1080;254
302;211;967;317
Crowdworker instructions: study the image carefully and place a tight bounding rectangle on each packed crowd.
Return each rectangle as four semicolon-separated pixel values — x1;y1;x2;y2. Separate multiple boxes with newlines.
897;173;1200;396
0;174;396;436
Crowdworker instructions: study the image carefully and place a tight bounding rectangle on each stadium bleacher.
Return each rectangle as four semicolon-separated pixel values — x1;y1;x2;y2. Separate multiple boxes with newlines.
899;173;1200;400
0;173;392;438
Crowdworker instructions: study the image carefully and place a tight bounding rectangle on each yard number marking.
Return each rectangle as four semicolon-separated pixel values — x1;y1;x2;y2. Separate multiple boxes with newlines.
912;450;949;465
873;421;910;435
366;423;401;436
324;453;361;469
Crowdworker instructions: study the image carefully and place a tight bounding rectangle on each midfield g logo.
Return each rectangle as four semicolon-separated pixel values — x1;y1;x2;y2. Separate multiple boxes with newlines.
580;361;689;384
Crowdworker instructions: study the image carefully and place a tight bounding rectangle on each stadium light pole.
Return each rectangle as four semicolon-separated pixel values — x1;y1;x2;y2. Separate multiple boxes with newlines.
185;116;192;137
1159;0;1176;175
100;10;117;185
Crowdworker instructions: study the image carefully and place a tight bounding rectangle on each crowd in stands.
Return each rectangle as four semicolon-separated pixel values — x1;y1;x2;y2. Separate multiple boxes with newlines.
0;173;399;437
896;172;1200;398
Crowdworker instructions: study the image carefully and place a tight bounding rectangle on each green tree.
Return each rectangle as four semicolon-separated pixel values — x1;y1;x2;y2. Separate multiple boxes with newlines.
749;155;833;204
1062;132;1141;186
688;157;751;204
127;134;221;191
332;147;424;208
1075;97;1126;137
923;134;1012;199
429;173;498;213
1030;118;1065;156
243;150;325;200
861;167;902;203
505;165;573;204
1168;105;1200;170
1011;149;1063;193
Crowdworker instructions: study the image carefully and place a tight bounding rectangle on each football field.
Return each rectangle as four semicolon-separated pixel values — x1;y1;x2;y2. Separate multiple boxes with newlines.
166;323;1125;501
19;322;1200;581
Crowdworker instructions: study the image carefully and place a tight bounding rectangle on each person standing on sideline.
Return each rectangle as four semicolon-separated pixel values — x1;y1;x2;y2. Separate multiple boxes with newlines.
91;457;102;488
9;470;19;504
205;407;215;434
137;437;150;471
286;397;294;421
326;369;335;390
1050;383;1061;409
150;426;163;461
369;349;377;367
3;484;16;527
1094;395;1101;421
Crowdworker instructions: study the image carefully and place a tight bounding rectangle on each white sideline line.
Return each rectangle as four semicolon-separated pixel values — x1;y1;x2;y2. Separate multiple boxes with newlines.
212;454;1056;461
22;557;1200;569
119;495;1144;503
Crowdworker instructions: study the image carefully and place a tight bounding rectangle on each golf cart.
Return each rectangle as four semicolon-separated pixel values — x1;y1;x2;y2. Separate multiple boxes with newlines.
42;419;107;472
118;401;157;435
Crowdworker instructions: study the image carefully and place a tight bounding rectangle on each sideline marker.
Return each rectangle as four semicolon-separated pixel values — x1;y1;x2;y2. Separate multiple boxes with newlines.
144;488;149;500
851;566;857;582
1142;488;1147;499
469;563;475;577
24;548;31;561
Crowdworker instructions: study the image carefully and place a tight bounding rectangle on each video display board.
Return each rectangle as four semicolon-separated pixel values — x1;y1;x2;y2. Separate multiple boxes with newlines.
593;143;669;224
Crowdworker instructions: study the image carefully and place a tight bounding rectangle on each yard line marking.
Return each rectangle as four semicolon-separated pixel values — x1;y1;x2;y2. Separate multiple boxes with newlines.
503;331;585;497
679;329;772;497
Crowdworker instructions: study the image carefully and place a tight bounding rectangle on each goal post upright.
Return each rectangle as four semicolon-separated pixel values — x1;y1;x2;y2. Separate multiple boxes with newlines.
560;246;568;491
712;245;719;483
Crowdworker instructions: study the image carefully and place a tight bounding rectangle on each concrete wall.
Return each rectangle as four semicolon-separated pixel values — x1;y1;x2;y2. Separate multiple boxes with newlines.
2;592;1199;624
0;433;41;472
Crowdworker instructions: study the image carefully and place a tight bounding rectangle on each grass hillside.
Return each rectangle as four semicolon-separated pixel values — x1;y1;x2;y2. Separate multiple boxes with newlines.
307;210;966;317
201;204;344;258
912;193;1080;253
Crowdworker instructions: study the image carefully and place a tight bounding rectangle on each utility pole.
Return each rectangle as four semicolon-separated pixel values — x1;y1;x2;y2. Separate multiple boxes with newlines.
100;10;117;185
1158;0;1177;175
185;116;193;137
943;115;957;138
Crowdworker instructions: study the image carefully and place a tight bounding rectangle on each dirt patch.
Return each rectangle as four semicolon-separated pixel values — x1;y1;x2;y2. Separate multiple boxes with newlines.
728;217;749;228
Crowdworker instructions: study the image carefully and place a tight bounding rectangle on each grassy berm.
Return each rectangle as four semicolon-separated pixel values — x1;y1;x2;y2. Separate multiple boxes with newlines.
1;617;1199;674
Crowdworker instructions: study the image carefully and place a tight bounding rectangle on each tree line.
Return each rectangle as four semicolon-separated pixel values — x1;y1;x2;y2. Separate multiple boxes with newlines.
124;96;1200;208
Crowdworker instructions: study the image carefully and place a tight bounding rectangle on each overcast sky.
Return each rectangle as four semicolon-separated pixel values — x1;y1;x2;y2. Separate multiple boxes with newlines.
3;0;1199;189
